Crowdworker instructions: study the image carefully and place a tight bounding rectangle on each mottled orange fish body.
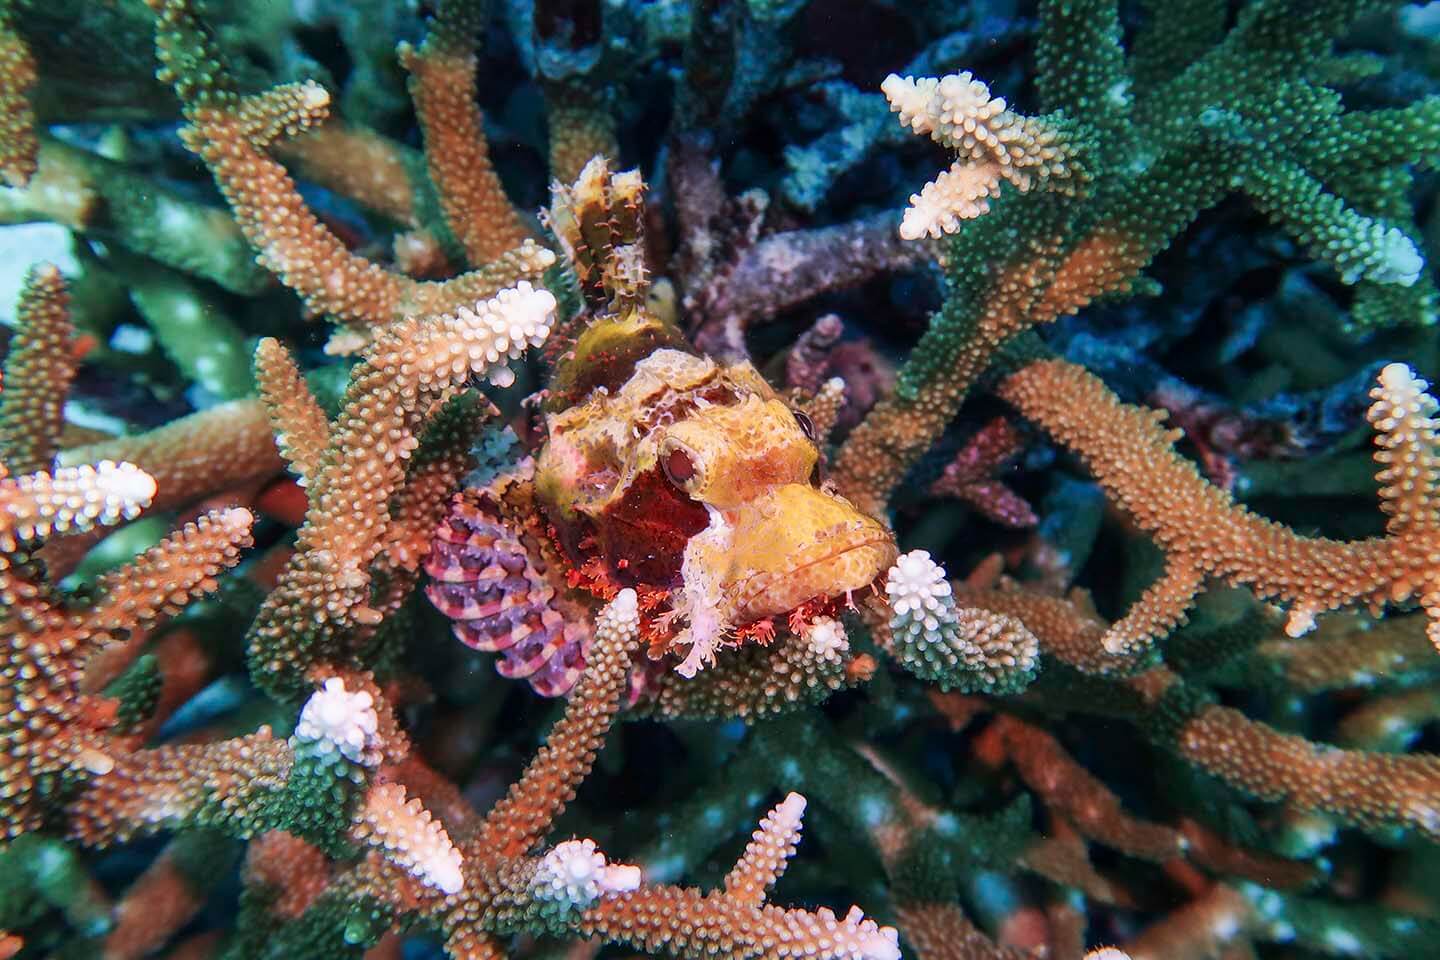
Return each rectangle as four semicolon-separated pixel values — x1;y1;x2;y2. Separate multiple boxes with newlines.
536;347;897;675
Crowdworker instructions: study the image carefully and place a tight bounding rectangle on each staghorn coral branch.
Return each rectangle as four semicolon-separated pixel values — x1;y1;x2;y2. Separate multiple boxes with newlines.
443;929;506;960
1336;684;1440;750
1122;884;1254;960
0;1;36;188
637;623;871;722
60;399;284;515
892;901;1031;960
78;507;255;644
883;550;1039;695
1173;696;1440;840
352;782;464;896
0;460;154;552
997;359;1440;655
833;227;1146;518
1;421;253;838
0;136;273;296
378;393;495;577
103;833;235;960
576;889;900;960
722;792;806;905
929;418;1036;529
247;283;553;696
949;582;1131;678
992;715;1184;863
0;263;74;475
400;0;530;266
545;82;619;185
253;339;330;487
20;506;254;696
275;122;423;228
881;71;1085;240
148;0;554;346
242;830;332;920
69;674;461;903
475;589;641;857
1251;611;1438;694
67;730;295;846
960;586;1440;841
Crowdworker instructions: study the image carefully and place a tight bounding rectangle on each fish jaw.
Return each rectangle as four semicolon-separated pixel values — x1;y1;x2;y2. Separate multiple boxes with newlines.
710;483;898;623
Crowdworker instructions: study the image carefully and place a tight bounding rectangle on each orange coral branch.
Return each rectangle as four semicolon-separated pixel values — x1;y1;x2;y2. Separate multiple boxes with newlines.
243;830;332;920
254;339;330;487
1337;684;1440;750
998;358;1440;655
247;284;553;694
722;793;806;905
0;460;153;552
963;586;1440;841
275;122;421;227
993;715;1184;862
576;888;898;960
893;901;1032;960
834;228;1144;518
67;730;293;846
1123;884;1254;960
1174;696;1440;838
75;507;255;647
1255;611;1437;693
103;839;209;960
0;263;74;475
61;399;284;514
0;5;37;188
401;0;530;266
951;583;1130;678
474;590;640;857
2;486;253;838
149;0;552;347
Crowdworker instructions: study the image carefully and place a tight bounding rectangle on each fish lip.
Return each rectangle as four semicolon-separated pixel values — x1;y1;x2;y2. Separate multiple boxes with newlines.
726;529;898;616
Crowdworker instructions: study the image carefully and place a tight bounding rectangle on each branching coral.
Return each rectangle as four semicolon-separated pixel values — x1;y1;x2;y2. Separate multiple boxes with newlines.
0;0;36;189
399;0;531;267
147;0;554;351
834;0;1440;517
247;281;556;696
881;71;1085;240
1;1;1439;958
997;359;1440;654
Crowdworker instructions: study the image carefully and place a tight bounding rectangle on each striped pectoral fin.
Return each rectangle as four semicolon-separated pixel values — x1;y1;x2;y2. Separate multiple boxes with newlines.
424;488;591;695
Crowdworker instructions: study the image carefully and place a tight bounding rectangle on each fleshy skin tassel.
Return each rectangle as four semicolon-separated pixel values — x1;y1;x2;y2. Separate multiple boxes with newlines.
0;2;1439;958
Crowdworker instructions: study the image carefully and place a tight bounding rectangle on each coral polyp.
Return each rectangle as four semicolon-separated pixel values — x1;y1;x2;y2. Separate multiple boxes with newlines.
1;1;1440;959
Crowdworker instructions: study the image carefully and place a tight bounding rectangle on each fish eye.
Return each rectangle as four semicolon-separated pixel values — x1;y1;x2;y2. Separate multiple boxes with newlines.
793;409;817;442
662;445;697;487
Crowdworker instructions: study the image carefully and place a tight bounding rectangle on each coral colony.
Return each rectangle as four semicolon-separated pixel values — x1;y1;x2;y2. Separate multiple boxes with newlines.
5;0;1440;958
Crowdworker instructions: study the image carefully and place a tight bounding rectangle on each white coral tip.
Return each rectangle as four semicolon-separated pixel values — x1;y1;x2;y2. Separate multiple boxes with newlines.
1379;362;1419;391
609;587;639;621
295;676;382;766
532;839;640;907
804;618;849;659
94;459;159;504
775;792;807;829
599;863;642;893
885;550;951;613
429;853;465;895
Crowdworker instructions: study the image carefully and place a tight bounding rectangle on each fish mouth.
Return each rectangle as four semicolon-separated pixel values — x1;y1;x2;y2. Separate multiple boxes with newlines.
720;491;898;622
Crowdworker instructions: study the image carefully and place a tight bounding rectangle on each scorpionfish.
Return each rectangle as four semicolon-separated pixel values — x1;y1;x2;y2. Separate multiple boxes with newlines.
426;157;897;695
